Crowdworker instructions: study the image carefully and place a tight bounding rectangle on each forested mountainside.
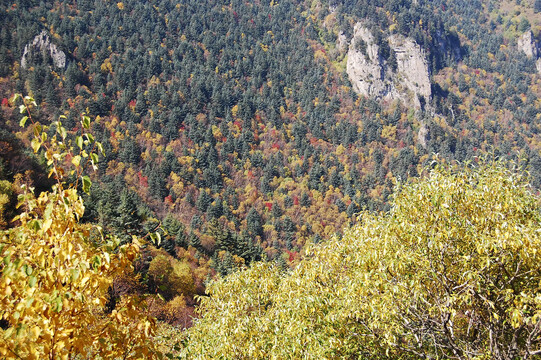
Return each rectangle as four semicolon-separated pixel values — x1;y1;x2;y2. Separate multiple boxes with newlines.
2;0;541;330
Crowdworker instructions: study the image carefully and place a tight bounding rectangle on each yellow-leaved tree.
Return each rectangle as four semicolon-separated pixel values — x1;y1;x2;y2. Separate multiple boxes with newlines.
183;159;541;359
0;95;162;359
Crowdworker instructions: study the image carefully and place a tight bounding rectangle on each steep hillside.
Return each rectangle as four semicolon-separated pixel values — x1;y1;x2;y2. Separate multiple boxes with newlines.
2;0;541;324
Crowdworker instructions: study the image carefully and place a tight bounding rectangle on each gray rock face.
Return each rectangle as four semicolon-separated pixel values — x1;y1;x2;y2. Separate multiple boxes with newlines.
417;123;429;150
389;34;431;106
346;23;431;109
517;30;541;75
21;30;66;70
336;31;348;53
518;31;538;59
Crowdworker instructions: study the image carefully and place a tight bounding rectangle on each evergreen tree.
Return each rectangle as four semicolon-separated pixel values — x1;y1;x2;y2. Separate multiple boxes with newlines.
246;207;263;237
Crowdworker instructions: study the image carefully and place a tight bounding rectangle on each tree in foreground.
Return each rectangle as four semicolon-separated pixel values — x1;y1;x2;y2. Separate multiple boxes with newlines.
0;96;162;359
183;159;541;359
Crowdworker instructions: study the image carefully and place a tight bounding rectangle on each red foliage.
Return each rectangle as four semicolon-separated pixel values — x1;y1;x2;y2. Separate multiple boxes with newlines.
164;195;173;204
233;120;242;130
271;143;280;150
293;196;299;206
138;171;148;187
128;100;136;108
1;98;8;107
285;250;297;262
265;202;272;211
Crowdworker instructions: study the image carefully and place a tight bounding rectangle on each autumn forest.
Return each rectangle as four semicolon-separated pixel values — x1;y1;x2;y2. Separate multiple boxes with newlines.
2;0;541;358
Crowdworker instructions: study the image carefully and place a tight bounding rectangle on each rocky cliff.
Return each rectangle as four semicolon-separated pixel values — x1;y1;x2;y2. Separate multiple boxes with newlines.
517;30;541;74
346;23;431;109
518;31;538;59
21;30;66;70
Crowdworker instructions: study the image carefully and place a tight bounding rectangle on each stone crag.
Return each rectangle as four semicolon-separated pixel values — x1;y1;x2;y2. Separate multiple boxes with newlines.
517;30;541;74
21;30;66;70
346;23;431;109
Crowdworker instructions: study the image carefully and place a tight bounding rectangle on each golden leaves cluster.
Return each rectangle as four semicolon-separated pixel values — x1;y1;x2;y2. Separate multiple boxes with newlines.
0;95;161;359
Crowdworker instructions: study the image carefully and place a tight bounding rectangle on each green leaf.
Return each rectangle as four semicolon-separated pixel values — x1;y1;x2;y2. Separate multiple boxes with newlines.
76;136;83;149
59;126;67;140
24;95;35;105
19;116;28;128
150;232;161;247
97;142;105;155
82;115;91;129
82;175;92;194
91;152;99;165
19;104;26;114
28;276;37;288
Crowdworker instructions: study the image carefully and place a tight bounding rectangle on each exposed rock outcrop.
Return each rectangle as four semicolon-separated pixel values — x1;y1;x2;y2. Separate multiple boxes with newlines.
518;30;538;59
336;31;348;53
417;123;429;150
517;30;541;74
346;23;431;109
21;30;66;70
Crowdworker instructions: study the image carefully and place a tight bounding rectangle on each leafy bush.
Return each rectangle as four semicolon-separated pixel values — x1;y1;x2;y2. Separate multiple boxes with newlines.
0;96;161;359
148;254;195;300
183;160;541;359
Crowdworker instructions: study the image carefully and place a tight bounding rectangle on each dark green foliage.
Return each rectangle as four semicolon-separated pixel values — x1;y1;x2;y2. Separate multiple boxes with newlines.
246;207;263;238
